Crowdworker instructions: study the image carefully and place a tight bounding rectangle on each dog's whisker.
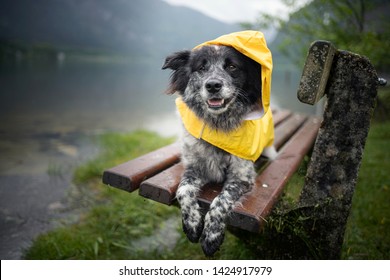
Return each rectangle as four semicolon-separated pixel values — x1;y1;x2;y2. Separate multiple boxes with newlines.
236;89;252;103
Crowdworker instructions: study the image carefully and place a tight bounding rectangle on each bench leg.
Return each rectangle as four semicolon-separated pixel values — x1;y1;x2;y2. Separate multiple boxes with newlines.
298;50;378;258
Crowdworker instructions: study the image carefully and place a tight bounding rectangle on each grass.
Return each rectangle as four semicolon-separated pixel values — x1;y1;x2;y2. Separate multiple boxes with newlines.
342;87;390;259
24;89;390;259
341;120;390;259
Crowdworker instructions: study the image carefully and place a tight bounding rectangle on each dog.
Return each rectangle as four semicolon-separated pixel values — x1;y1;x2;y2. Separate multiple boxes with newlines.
162;31;275;256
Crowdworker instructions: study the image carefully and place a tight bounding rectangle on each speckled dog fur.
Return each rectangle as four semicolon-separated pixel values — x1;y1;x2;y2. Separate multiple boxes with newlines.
162;45;262;256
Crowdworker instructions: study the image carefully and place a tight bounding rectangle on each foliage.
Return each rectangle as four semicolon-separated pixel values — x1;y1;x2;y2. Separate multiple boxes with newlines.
245;0;390;70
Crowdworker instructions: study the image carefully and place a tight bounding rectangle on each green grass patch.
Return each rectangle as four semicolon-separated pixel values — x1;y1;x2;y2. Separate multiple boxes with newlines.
73;130;176;185
341;121;390;259
340;86;390;259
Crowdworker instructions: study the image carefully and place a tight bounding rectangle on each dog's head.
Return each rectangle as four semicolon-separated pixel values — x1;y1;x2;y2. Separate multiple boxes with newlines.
162;45;262;131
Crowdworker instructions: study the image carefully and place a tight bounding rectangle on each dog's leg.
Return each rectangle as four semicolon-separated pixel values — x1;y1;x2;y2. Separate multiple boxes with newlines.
200;183;246;256
176;171;205;243
200;160;255;256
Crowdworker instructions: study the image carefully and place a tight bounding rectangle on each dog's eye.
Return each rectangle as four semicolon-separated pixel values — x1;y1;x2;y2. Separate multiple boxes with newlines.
227;64;237;71
198;65;206;71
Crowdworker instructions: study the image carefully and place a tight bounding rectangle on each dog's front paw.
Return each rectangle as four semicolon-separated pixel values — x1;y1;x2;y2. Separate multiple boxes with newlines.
182;217;204;243
200;211;226;256
200;229;225;257
181;211;204;243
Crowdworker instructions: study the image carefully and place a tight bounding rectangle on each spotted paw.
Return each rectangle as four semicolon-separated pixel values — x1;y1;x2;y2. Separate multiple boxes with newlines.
182;217;204;243
200;230;225;257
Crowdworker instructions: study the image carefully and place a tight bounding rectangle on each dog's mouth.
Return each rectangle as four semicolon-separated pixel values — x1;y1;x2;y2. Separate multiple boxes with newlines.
207;98;230;109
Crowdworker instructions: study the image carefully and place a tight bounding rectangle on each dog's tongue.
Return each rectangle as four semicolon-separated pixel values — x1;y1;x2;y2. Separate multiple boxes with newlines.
208;98;224;107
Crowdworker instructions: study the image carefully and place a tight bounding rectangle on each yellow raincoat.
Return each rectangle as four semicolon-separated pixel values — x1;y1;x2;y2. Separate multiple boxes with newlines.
176;30;274;162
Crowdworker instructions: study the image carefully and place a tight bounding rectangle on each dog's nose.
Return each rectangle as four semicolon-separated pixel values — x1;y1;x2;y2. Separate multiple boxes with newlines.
205;79;223;93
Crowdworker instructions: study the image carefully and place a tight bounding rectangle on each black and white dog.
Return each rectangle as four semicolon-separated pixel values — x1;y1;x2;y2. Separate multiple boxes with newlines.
163;44;274;256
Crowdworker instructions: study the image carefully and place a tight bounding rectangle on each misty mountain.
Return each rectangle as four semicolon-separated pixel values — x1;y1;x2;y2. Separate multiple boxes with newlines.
0;0;238;58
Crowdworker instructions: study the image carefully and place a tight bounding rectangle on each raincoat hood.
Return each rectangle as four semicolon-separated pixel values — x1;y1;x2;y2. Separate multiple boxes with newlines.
176;30;274;162
195;30;273;114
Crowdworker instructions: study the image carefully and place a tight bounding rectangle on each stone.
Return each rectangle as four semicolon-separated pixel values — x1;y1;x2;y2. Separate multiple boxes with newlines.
297;41;337;105
298;49;378;259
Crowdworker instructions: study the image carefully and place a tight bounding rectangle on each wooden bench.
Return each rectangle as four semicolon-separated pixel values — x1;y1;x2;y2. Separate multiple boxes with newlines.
102;41;382;258
103;110;321;232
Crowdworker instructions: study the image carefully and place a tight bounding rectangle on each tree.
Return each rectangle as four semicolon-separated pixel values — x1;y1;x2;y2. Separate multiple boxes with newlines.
245;0;390;71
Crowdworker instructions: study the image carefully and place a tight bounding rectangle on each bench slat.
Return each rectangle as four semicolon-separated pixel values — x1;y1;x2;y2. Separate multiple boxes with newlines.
102;142;180;192
272;110;292;126
139;163;184;205
273;114;307;149
139;113;309;205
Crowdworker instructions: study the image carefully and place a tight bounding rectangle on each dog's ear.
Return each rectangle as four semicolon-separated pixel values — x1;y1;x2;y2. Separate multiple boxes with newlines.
162;50;190;70
162;50;191;95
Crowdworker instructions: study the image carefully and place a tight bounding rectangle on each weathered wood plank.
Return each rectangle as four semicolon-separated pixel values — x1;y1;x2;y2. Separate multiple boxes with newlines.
139;163;184;205
102;142;180;192
273;114;307;149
